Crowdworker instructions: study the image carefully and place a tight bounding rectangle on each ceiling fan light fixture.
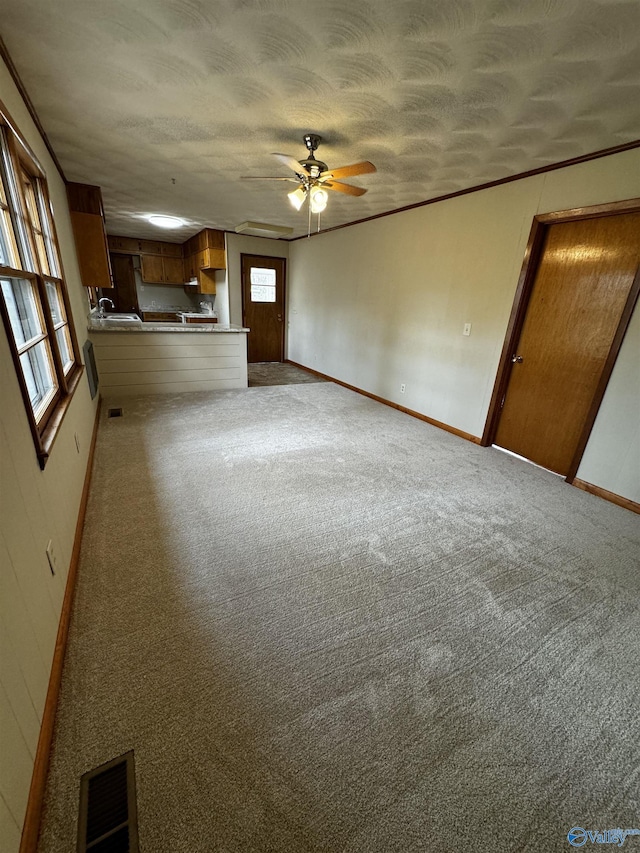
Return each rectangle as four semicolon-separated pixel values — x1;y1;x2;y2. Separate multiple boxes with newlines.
146;214;186;229
288;187;307;210
310;186;328;214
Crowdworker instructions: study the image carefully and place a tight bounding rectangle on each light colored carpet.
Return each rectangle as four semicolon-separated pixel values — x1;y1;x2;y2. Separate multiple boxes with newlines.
248;361;328;386
39;383;640;853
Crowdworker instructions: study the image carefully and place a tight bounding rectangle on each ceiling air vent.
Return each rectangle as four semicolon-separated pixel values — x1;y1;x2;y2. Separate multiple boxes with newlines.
234;221;293;238
77;751;139;853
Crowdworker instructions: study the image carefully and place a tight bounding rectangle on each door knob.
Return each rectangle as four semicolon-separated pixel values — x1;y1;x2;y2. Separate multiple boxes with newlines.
511;355;524;363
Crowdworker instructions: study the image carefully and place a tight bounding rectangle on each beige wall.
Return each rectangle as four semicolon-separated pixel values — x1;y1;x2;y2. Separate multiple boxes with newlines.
287;148;640;502
578;303;640;501
0;59;98;848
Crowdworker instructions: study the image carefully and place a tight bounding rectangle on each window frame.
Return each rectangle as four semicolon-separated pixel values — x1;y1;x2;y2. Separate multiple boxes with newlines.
0;101;83;468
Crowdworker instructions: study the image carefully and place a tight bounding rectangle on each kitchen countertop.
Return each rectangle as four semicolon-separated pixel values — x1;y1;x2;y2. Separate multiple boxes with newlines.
139;305;188;311
88;318;248;333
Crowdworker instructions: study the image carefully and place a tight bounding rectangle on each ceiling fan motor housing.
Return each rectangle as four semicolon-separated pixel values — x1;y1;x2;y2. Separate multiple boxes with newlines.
299;158;328;179
299;134;327;179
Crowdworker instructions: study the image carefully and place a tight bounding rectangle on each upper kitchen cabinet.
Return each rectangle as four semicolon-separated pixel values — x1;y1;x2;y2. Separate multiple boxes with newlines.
107;235;183;258
107;235;141;253
183;229;226;272
67;182;113;289
106;228;224;291
108;235;185;283
140;254;185;284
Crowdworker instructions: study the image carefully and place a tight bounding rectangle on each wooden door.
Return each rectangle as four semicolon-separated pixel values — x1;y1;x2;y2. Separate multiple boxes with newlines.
241;255;286;362
109;253;140;314
494;212;640;475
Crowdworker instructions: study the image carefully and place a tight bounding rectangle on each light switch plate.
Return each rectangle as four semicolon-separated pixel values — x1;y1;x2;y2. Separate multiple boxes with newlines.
463;323;472;336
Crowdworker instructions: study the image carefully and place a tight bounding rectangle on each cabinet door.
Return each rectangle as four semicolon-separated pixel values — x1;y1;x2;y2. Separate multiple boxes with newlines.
204;229;225;250
139;239;164;255
161;242;183;258
142;311;179;322
70;212;113;288
107;235;140;253
207;248;226;270
198;269;216;294
140;254;165;282
183;254;195;281
163;256;185;284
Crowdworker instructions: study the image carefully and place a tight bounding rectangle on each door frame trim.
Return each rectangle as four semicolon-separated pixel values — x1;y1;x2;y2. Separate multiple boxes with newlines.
481;197;640;483
240;253;287;362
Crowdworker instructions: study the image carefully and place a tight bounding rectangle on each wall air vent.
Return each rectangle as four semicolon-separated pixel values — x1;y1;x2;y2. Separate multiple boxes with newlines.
234;221;294;239
83;340;99;399
77;751;139;853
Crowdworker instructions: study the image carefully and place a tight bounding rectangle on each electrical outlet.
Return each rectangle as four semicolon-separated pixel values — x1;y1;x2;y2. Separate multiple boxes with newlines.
46;540;58;575
74;431;80;453
400;383;406;393
463;322;472;336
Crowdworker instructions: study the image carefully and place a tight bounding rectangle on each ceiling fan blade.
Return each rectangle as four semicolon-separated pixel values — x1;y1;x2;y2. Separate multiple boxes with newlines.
272;153;306;174
320;161;376;181
240;176;301;182
323;180;367;197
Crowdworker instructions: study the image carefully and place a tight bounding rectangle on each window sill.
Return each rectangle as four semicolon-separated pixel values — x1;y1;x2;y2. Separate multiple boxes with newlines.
37;364;85;469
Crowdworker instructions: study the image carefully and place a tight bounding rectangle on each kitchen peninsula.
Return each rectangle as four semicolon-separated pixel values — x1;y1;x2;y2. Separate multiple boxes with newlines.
88;316;249;395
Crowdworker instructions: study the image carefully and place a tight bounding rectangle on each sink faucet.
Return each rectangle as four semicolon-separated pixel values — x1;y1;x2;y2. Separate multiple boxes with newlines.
98;297;115;317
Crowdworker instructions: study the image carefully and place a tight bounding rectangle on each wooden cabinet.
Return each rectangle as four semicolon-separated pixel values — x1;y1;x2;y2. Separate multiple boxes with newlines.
184;267;217;294
160;242;182;258
202;247;226;269
141;311;179;323
184;315;218;324
183;254;196;281
183;228;224;256
107;235;141;253
67;183;113;289
140;254;185;284
183;245;226;285
162;256;184;283
107;229;223;291
139;254;163;282
197;269;216;294
183;230;226;271
108;235;183;257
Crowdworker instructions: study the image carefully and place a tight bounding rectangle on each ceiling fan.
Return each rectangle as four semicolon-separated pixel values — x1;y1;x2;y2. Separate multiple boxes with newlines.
241;134;376;214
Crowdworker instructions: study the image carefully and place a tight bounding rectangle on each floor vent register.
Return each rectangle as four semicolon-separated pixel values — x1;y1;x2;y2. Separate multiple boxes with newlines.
77;751;139;853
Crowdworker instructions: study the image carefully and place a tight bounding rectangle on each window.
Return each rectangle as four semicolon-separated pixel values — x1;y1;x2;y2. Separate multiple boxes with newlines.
0;109;82;468
250;267;276;302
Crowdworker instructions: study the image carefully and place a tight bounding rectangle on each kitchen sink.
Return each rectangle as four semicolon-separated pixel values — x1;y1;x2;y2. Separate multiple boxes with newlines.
102;313;141;322
95;313;142;326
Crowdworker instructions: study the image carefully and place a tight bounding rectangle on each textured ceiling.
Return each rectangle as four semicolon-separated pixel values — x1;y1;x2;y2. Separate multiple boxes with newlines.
2;0;639;240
